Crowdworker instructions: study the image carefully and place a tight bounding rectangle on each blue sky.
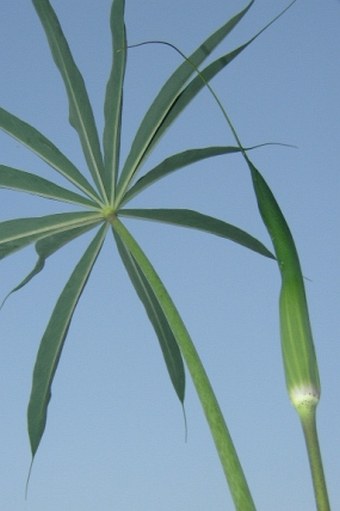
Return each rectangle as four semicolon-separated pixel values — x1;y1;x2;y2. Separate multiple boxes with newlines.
1;1;340;510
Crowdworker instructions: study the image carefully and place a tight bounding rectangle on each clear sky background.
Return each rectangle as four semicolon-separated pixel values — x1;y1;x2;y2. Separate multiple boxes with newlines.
0;1;340;510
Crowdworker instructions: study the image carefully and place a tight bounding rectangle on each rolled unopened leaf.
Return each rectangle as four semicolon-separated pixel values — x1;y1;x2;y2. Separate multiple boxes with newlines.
248;161;320;414
246;161;329;510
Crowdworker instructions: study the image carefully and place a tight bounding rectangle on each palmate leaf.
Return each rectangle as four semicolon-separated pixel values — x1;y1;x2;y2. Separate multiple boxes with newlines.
119;208;275;259
0;211;102;260
32;0;107;200
1;224;98;307
0;2;297;507
0;165;97;208
0;107;101;203
115;0;255;204
114;231;185;404
103;0;127;200
28;224;107;458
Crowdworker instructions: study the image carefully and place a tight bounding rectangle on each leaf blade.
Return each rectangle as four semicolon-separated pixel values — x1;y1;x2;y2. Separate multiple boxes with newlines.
0;165;97;208
114;230;185;403
122;146;244;204
32;0;106;199
0;107;101;203
1;223;97;306
0;211;102;260
103;0;127;200
119;208;275;259
27;224;107;457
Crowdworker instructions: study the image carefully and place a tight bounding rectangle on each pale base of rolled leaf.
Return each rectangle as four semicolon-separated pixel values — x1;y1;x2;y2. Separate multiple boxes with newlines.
290;385;320;413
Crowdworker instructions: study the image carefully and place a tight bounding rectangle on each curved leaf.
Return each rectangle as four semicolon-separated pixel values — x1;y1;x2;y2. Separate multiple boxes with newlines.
114;231;185;403
27;224;107;458
0;165;97;208
119;208;275;259
0;211;102;260
32;0;107;200
0;107;101;203
115;1;255;204
139;2;297;160
1;223;97;307
103;0;127;200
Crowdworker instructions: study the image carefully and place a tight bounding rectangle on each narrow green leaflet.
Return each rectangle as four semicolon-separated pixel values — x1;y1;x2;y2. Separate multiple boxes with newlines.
119;208;275;259
115;1;255;204
0;107;101;203
114;231;185;403
32;0;107;200
1;224;98;306
0;165;97;208
27;224;107;458
103;0;127;200
112;217;256;510
122;146;246;204
0;211;102;260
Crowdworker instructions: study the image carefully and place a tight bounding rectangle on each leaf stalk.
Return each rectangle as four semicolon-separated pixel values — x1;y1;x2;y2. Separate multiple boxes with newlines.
299;408;330;511
112;217;256;511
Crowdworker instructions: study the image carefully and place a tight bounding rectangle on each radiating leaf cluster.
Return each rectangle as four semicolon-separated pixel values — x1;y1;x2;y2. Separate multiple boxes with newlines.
0;1;302;509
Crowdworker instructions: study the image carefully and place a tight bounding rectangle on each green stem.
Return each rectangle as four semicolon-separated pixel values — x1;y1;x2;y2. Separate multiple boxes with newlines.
299;408;330;511
112;217;256;511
